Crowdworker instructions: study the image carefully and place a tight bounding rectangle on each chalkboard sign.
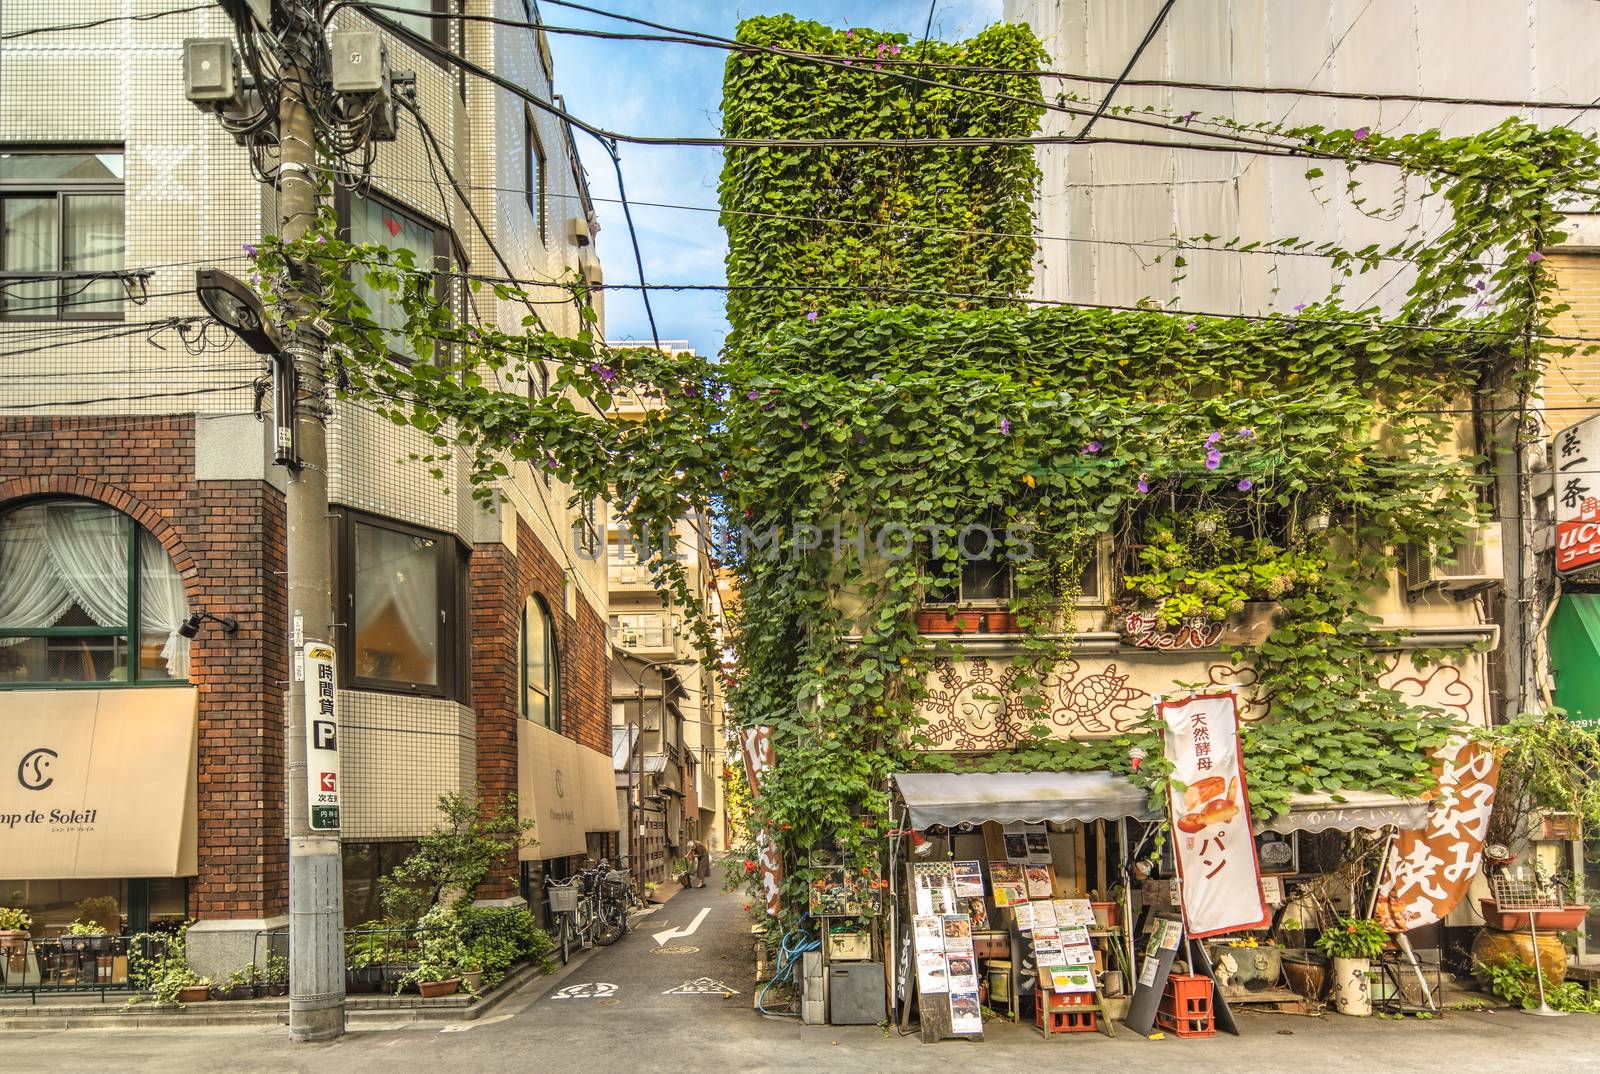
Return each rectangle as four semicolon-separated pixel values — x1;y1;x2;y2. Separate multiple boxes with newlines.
1124;914;1184;1036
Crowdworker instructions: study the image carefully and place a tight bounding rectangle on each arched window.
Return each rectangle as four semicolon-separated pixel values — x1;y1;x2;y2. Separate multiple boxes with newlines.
0;497;190;685
521;595;560;729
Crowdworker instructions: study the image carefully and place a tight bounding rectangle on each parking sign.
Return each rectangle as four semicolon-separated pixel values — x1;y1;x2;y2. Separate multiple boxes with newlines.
303;644;341;830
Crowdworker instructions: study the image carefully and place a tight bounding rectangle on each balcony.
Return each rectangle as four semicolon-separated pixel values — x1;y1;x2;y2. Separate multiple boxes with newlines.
610;612;680;659
607;545;657;594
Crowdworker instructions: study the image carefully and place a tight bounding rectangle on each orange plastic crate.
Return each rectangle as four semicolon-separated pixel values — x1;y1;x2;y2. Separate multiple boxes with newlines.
1036;1003;1098;1035
1158;974;1215;1038
1039;989;1095;1011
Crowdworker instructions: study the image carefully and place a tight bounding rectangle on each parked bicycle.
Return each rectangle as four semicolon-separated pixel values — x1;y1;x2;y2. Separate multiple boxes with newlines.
545;861;630;963
545;875;589;965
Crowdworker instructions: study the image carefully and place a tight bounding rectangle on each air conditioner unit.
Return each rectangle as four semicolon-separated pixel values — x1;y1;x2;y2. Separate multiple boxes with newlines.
569;215;592;248
1404;522;1504;593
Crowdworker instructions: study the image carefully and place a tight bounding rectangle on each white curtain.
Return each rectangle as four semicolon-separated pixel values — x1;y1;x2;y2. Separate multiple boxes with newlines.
354;523;439;683
0;504;74;642
43;502;128;629
138;530;190;679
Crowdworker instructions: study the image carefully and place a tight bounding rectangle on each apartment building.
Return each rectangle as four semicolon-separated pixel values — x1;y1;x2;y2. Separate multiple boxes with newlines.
0;2;614;974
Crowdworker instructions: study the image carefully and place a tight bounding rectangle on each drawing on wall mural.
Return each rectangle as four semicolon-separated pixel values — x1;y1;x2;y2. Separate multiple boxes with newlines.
1378;657;1478;722
1123;610;1223;650
921;658;1021;750
1046;660;1146;735
1204;663;1269;721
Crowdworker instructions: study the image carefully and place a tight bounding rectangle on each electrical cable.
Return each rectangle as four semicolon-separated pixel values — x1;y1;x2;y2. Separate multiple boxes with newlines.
0;382;254;410
0;3;213;40
1074;0;1178;141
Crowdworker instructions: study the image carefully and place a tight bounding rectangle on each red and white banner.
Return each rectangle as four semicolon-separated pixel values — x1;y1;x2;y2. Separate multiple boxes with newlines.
1160;691;1270;939
738;725;783;918
1374;739;1500;932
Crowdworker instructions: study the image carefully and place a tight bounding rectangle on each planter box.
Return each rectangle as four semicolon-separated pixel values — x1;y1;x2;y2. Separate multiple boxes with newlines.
418;977;461;999
0;930;28;951
914;608;984;634
1479;898;1589;931
1090;901;1122;929
212;984;254;1001
177;985;211;1003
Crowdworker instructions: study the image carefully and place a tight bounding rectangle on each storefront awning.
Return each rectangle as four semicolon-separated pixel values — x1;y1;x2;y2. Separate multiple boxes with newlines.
892;771;1158;829
1254;790;1429;834
518;722;621;859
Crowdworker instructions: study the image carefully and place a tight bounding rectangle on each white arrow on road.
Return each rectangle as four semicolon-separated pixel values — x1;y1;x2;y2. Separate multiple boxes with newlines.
652;907;711;946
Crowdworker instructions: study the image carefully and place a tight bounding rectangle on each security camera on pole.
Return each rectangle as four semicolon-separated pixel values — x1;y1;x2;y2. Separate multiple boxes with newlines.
182;1;407;1044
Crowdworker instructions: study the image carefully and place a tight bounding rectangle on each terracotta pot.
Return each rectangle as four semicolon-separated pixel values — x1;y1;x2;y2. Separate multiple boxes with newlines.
1472;927;1568;988
915;608;983;634
0;930;28;951
1480;898;1589;931
983;610;1016;633
1282;956;1329;1001
418;977;461;999
1331;957;1371;1016
177;985;211;1003
1090;901;1122;929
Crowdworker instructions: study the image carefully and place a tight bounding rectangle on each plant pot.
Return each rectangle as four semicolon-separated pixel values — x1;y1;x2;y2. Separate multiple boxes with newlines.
266;982;289;997
461;969;484;994
1090;901;1122;929
177;985;211;1003
418;977;461;999
0;930;28;952
1472;926;1569;988
915;608;983;634
1206;943;1283;993
982;610;1016;633
212;984;254;1001
1479;898;1590;931
1331;957;1371;1016
1282;955;1329;1001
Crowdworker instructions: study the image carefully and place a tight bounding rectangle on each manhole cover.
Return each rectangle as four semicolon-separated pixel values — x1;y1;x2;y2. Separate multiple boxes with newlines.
652;945;700;955
598;998;621;1006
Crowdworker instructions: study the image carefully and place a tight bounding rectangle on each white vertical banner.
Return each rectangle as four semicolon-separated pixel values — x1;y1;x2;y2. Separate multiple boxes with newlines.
1159;691;1269;938
303;643;341;831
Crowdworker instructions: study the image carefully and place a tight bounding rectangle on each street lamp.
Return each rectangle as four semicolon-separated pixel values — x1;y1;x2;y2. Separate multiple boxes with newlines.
195;268;297;468
627;655;696;897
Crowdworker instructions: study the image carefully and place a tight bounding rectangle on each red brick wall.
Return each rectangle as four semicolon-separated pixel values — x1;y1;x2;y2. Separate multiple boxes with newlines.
471;516;611;898
0;415;288;919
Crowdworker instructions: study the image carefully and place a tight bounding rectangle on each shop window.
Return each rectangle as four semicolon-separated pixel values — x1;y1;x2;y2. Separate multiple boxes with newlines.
522;595;560;729
0;148;124;320
341;840;418;926
340;190;458;363
333;509;467;699
0;498;190;686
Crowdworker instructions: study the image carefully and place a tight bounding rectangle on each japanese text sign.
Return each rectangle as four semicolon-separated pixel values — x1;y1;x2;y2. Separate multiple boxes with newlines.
303;643;340;831
1160;691;1269;938
1374;739;1499;932
739;724;782;918
1557;414;1600;575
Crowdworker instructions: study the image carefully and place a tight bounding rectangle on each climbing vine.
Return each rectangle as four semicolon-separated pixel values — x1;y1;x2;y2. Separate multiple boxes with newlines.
250;16;1600;924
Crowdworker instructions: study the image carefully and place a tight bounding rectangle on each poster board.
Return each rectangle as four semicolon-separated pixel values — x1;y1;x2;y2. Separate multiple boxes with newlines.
905;862;983;1042
1124;914;1184;1036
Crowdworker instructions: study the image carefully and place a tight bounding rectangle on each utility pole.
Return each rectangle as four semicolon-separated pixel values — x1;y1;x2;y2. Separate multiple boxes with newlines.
278;18;345;1044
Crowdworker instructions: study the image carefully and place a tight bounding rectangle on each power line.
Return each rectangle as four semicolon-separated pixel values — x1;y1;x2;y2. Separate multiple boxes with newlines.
1075;0;1178;141
0;3;211;40
0;382;253;411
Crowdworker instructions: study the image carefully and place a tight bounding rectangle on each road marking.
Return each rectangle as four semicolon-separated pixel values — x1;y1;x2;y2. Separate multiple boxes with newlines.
652;906;712;946
663;976;740;995
651;945;700;955
551;981;618;1000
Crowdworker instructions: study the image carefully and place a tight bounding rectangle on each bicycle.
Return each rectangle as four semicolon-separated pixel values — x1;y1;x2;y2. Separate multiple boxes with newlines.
546;875;589;965
583;860;628;947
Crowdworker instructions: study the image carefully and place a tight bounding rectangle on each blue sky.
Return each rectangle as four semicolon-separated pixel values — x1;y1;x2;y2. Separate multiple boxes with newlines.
545;1;1004;356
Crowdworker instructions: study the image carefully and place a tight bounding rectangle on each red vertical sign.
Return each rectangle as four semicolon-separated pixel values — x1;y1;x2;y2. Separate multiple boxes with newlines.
739;725;782;918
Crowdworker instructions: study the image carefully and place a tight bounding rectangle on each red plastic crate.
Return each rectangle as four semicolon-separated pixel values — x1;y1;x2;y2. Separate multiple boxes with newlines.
1036;1003;1098;1035
1156;1008;1215;1038
1039;989;1095;1011
1157;974;1215;1038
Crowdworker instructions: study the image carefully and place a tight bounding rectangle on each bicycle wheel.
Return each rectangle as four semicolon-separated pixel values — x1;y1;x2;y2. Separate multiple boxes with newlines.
592;896;626;947
573;894;595;947
557;913;572;965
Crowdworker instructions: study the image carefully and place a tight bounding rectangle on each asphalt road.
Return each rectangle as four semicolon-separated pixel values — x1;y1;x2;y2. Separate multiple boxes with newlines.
3;883;1598;1072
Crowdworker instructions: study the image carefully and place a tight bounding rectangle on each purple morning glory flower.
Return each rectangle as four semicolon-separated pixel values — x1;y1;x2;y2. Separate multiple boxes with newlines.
545;456;558;470
1237;427;1255;440
1205;448;1222;470
1528;250;1545;264
1182;111;1197;125
763;402;776;412
845;28;853;39
1185;321;1197;332
1082;441;1102;455
684;384;698;397
1476;280;1488;291
709;386;725;400
889;43;900;56
315;234;327;246
1294;303;1307;313
592;363;616;382
1000;417;1011;435
841;58;853;66
1237;478;1253;491
806;311;818;322
242;243;258;258
801;418;810;430
1353;126;1370;141
1137;474;1150;494
1206;430;1223;447
747;389;760;400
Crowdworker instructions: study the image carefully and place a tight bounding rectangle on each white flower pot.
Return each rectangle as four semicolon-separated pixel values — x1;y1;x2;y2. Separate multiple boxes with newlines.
1332;957;1372;1016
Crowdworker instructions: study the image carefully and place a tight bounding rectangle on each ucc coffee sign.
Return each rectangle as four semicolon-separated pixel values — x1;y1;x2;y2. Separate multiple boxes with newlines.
0;688;198;879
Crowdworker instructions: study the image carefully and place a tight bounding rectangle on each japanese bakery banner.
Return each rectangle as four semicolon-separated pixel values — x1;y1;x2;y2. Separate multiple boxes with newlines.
1374;738;1500;932
739;725;783;918
1160;691;1271;939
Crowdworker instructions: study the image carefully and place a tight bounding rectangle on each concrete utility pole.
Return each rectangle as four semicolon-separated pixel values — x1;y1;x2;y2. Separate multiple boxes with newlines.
277;20;345;1043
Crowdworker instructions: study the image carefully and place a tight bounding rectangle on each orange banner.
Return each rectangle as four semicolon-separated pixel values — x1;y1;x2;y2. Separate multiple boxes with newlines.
739;725;782;918
1374;740;1500;932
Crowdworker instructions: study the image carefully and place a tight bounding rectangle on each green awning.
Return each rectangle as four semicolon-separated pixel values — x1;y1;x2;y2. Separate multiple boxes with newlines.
1551;594;1600;732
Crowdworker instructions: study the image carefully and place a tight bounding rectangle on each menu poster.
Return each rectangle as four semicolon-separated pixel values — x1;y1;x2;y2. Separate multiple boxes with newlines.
1012;900;1036;932
1055;898;1096;927
949;990;984;1034
989;862;1025;906
913;862;957;918
965;896;990;930
1024;864;1055;899
917;951;950;993
1031;900;1058;929
1032;927;1064;966
1002;832;1030;863
1050;966;1096;994
913;914;944;949
941;914;975;954
951;861;985;898
1060;924;1095;966
927;887;954;915
1024;830;1053;864
945;953;979;992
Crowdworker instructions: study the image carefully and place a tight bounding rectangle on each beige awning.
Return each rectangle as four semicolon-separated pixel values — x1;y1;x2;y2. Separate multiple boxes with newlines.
0;687;197;879
518;722;621;860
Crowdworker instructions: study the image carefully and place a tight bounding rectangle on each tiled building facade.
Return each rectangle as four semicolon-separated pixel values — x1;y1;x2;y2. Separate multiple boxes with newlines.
0;2;615;970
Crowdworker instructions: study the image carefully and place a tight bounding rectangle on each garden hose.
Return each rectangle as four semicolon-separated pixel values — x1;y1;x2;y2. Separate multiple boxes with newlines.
756;918;821;1018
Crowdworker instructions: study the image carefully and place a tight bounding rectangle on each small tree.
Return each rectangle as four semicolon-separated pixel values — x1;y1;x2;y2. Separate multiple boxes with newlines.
380;792;535;922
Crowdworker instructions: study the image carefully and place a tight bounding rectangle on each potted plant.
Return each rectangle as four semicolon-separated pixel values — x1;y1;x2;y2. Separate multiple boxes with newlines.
0;906;31;952
213;968;255;1000
400;904;467;998
178;976;213;1004
1314;917;1387;1016
263;952;289;996
65;918;115;959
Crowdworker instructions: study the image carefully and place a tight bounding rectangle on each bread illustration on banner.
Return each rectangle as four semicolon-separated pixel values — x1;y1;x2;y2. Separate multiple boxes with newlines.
1176;774;1239;832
